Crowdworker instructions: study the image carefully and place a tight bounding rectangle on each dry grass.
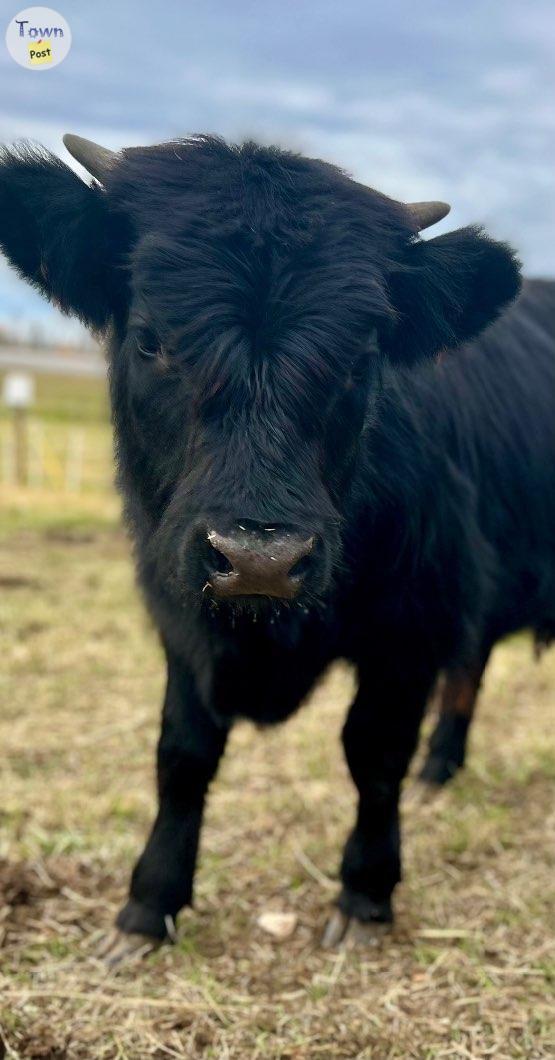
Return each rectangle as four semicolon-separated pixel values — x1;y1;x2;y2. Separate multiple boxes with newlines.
1;499;554;1058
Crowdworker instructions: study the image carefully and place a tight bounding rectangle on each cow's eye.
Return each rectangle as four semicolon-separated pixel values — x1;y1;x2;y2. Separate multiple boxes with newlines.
136;330;162;361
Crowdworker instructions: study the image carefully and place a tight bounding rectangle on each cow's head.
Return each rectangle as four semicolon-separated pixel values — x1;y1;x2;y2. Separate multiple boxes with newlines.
0;135;520;611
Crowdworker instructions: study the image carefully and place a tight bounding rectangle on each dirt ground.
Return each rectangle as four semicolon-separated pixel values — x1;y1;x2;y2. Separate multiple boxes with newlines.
0;507;554;1058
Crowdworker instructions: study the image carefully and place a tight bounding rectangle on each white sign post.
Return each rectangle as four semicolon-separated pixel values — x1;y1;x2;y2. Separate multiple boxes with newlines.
2;372;35;485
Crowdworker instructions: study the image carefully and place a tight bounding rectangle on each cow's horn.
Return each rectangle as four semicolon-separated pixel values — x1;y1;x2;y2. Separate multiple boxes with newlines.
405;200;451;230
63;134;116;182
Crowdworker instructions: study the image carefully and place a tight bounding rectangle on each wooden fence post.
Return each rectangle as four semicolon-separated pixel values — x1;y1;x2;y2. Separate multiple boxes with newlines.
13;407;29;485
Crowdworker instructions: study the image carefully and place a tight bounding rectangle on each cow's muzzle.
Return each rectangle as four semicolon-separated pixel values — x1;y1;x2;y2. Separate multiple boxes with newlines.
204;524;316;599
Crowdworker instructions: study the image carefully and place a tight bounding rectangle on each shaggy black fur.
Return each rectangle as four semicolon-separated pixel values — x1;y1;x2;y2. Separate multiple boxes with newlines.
420;282;555;785
2;136;550;943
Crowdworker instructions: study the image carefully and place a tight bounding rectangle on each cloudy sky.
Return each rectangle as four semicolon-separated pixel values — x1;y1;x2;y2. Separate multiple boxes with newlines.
1;0;554;342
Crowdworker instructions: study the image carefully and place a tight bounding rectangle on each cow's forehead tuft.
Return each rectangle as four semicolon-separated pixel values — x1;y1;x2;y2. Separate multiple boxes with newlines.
106;136;411;252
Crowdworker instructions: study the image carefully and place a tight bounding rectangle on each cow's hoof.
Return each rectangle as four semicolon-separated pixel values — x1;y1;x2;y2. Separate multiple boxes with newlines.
321;909;392;948
116;898;173;941
418;755;460;787
97;928;161;968
321;889;393;949
97;899;177;966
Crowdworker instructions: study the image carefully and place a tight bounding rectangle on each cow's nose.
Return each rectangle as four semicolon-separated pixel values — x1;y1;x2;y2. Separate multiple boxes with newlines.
205;526;315;599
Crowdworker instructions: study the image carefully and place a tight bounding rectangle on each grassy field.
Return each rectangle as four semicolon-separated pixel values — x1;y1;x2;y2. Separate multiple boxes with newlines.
0;490;554;1059
0;371;109;425
0;371;112;494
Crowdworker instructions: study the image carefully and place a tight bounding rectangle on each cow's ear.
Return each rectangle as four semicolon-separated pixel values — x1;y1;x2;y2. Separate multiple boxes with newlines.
383;226;521;364
0;144;125;331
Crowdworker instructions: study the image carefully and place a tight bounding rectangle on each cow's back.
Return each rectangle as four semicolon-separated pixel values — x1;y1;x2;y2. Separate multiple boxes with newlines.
434;277;555;524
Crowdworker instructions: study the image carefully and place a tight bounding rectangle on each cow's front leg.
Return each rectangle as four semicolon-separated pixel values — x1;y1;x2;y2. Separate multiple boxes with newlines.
323;658;435;948
106;650;228;962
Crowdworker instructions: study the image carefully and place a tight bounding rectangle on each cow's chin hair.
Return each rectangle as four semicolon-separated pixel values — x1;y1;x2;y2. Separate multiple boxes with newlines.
200;588;323;627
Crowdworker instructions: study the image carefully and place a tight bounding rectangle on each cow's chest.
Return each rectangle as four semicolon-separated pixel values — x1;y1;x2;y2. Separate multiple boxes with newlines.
207;611;340;725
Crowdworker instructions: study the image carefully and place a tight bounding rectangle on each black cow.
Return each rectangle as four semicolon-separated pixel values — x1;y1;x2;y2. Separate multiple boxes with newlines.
421;622;553;789
415;280;555;790
1;134;552;960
